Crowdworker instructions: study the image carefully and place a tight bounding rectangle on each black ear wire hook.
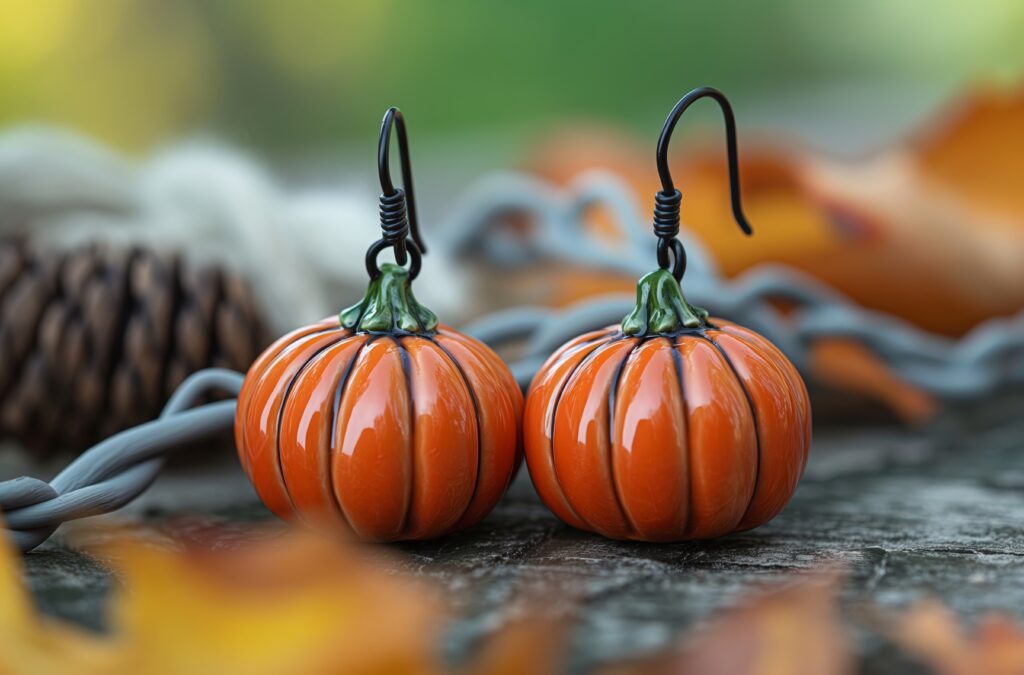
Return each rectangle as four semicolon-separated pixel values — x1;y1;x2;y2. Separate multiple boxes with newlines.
366;107;427;279
653;86;753;280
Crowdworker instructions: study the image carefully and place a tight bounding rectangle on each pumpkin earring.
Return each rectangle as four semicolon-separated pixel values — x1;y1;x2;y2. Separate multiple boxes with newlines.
522;87;811;542
236;108;523;542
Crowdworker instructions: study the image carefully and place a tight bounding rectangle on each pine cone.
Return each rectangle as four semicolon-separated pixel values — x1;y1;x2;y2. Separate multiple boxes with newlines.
0;239;270;454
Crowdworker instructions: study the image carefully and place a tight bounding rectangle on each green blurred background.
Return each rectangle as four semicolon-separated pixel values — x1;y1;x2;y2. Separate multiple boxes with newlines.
2;0;1022;162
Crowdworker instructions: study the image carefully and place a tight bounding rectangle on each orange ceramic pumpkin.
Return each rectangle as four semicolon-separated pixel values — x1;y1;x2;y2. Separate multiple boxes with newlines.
524;269;811;541
524;86;811;542
236;263;523;541
236;106;523;541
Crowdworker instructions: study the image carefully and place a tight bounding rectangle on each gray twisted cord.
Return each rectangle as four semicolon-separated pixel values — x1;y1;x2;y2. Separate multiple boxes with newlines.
0;368;243;552
448;172;1024;400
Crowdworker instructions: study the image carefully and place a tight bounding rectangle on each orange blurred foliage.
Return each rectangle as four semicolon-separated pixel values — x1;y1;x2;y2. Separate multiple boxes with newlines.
3;522;1023;674
610;572;852;675
530;86;1024;338
886;602;1024;675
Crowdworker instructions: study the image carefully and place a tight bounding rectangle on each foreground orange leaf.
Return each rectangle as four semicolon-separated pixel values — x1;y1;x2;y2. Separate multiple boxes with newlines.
892;602;1024;675
461;617;565;675
0;522;568;675
0;525;445;675
0;520;117;674
608;572;852;675
676;574;851;675
105;534;444;675
5;521;1023;675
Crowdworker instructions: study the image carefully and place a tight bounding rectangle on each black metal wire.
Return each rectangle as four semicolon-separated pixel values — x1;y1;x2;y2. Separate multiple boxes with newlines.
364;237;422;280
378;190;410;260
654;190;684;277
366;107;427;279
652;86;753;280
656;237;687;280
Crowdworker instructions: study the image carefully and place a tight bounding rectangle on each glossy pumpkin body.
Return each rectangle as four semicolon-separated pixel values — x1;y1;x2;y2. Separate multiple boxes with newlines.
236;315;523;542
524;317;810;542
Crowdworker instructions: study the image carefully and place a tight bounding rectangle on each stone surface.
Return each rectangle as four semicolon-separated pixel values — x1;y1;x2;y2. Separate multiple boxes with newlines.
7;395;1024;672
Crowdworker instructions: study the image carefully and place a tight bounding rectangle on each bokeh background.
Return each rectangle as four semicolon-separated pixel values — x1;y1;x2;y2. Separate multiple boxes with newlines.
3;1;1022;156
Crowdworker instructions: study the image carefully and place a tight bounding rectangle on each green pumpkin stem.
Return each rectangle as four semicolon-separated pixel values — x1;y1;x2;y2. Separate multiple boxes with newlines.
621;268;709;336
340;263;438;334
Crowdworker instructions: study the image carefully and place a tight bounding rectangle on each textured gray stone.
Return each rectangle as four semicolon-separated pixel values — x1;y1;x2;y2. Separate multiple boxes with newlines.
8;395;1024;672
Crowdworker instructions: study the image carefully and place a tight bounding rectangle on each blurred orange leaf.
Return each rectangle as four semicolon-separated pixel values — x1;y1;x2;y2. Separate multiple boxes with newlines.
0;525;445;675
809;338;938;425
645;572;852;675
105;534;444;675
0;519;118;674
529;87;1024;337
891;602;1024;675
460;617;565;675
4;522;1023;675
916;88;1024;223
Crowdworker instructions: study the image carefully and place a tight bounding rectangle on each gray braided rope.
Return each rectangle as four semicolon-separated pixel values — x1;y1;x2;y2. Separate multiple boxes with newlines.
0;369;243;552
446;171;1024;400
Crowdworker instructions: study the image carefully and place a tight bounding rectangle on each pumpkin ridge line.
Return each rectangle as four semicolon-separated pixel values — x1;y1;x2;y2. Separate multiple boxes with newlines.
238;324;343;478
670;335;692;538
701;333;761;530
718;325;811;472
539;329;621;382
391;336;415;538
261;326;349;376
442;328;521;470
607;338;646;537
426;335;483;530
548;336;614;531
327;334;378;533
274;331;354;523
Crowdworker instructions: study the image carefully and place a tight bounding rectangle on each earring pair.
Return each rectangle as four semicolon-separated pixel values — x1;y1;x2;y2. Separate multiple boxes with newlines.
235;88;811;544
